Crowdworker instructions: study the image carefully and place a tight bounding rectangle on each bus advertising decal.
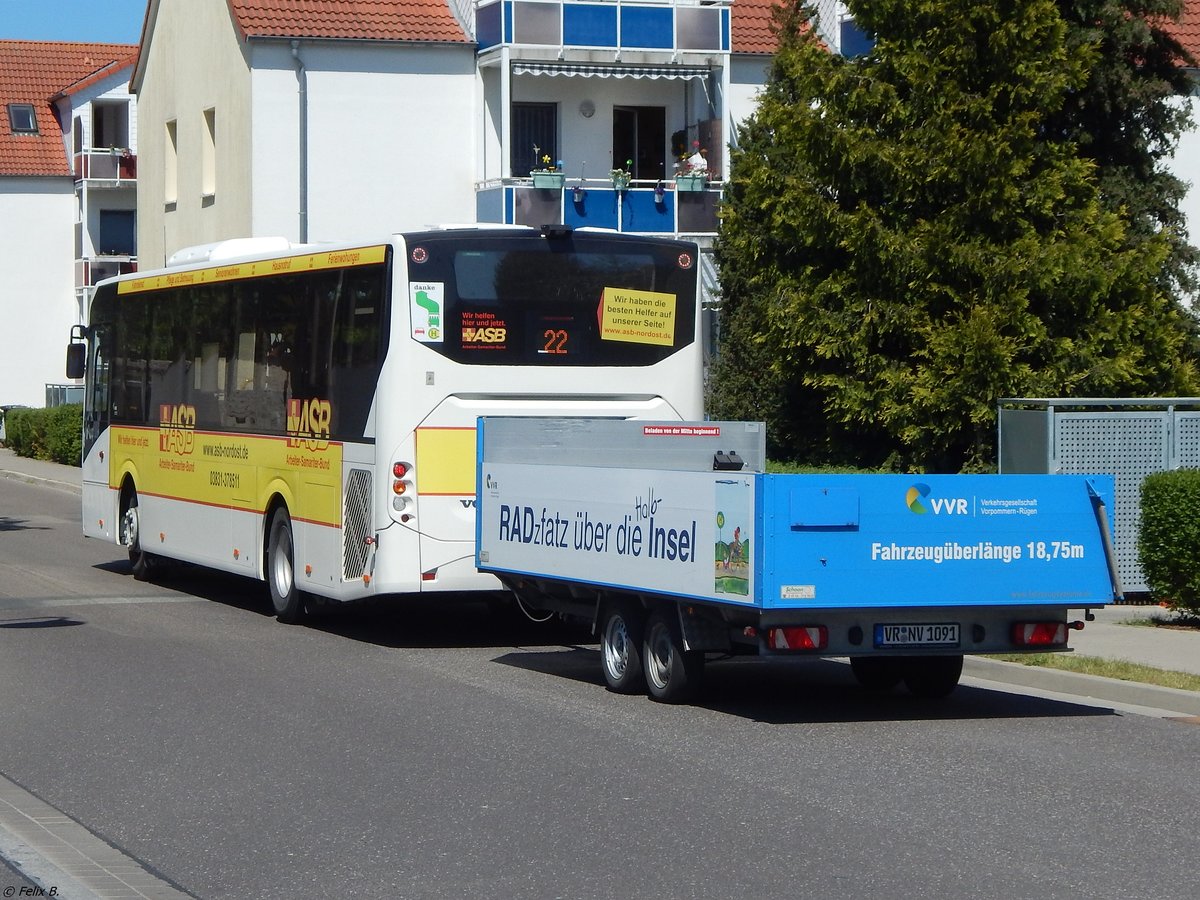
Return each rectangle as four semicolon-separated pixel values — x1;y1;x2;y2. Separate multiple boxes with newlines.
460;310;507;350
597;287;676;347
411;282;444;343
286;398;332;452
159;404;196;455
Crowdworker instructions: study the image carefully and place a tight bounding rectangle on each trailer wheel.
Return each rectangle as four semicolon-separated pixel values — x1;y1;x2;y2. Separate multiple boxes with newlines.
850;656;903;692
643;608;703;703
903;655;963;699
267;509;306;624
600;600;646;694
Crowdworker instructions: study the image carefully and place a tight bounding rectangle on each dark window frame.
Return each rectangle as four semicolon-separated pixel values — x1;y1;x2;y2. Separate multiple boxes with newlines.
8;103;37;134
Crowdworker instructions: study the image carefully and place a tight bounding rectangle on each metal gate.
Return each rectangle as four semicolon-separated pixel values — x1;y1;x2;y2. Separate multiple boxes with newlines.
998;398;1200;595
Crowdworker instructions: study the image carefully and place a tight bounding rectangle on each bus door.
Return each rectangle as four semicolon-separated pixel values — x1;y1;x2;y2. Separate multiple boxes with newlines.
81;322;114;541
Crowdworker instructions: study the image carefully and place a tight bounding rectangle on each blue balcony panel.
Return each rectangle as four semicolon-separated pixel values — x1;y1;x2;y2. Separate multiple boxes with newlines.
563;5;617;47
565;189;619;230
478;2;503;49
622;190;675;233
620;8;674;50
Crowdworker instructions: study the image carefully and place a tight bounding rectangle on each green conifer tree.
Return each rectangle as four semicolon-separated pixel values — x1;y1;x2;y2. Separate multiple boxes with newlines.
710;0;1197;471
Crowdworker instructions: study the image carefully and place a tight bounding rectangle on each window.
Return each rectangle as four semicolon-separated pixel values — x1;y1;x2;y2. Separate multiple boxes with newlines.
511;103;557;177
7;104;37;134
165;120;178;206
98;210;136;256
613;107;665;181
201;108;216;197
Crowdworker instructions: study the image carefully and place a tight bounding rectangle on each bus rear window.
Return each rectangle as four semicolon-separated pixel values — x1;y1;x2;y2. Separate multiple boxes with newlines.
406;234;698;366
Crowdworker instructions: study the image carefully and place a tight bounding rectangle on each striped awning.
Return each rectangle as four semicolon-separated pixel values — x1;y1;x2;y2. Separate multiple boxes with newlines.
511;61;711;80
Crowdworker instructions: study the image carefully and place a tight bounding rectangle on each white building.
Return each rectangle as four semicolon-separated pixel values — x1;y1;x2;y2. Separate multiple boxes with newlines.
131;0;780;270
0;40;137;408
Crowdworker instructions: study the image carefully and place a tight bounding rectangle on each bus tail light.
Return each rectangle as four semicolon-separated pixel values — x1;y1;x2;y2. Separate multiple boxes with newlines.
767;626;828;651
392;460;414;511
1011;622;1068;646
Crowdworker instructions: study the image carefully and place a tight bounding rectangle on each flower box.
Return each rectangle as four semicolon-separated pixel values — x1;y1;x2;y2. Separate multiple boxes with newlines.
611;173;632;192
531;171;565;190
674;173;708;192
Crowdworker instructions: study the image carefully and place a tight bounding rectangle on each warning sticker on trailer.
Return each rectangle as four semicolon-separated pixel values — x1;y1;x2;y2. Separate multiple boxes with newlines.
643;425;720;437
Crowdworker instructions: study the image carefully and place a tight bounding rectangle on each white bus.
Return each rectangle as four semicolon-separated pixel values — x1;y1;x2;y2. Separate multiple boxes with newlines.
67;226;703;621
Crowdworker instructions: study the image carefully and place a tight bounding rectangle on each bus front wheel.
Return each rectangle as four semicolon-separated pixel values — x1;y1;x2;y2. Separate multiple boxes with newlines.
267;509;306;624
121;489;156;582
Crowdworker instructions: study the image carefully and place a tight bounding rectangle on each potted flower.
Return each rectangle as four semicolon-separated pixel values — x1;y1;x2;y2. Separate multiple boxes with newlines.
674;140;710;192
610;160;633;192
531;151;565;190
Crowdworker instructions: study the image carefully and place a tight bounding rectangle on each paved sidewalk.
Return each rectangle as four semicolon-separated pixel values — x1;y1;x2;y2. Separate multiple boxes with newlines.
3;446;1199;715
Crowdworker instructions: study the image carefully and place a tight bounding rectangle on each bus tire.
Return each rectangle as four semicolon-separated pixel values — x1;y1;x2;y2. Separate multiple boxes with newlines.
267;509;306;624
121;488;156;582
642;607;703;703
850;656;904;692
902;655;963;699
600;599;646;694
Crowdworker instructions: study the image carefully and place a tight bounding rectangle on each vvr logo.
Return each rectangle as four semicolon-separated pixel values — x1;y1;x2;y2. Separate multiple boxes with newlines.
906;483;968;515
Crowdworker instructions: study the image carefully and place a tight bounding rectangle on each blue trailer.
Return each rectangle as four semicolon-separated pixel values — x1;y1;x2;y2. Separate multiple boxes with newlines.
475;418;1122;702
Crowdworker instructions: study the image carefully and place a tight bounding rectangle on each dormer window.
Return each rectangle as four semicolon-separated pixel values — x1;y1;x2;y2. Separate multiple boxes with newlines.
8;104;37;134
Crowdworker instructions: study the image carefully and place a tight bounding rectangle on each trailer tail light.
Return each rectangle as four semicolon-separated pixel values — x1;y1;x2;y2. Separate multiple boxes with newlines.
767;626;828;651
1011;622;1068;647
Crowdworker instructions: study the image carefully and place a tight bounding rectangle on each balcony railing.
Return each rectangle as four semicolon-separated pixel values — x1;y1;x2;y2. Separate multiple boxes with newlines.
74;149;137;184
475;176;720;236
477;0;731;55
75;256;137;290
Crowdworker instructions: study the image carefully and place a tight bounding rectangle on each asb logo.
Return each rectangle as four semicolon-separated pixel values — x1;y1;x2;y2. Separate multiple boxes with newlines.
462;326;507;344
286;398;331;451
159;404;196;455
906;483;969;515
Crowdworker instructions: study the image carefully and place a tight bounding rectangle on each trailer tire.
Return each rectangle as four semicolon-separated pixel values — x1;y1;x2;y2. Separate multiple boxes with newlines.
643;608;703;703
267;509;306;624
903;655;963;699
850;656;903;692
600;600;646;694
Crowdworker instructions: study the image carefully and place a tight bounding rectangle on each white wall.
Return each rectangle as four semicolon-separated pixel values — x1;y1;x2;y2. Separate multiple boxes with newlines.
0;180;78;407
1172;91;1200;308
296;42;478;239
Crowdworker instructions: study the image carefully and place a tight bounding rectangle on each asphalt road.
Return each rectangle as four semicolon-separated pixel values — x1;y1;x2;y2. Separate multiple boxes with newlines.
1;475;1198;899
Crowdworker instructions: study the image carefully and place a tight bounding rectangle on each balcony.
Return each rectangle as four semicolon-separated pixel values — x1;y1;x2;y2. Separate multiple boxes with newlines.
75;256;137;290
74;148;137;186
476;0;732;57
475;176;720;237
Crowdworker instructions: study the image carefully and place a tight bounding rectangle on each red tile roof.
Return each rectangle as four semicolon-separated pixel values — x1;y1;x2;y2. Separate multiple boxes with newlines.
732;0;780;56
1162;0;1200;62
228;0;470;43
0;40;137;178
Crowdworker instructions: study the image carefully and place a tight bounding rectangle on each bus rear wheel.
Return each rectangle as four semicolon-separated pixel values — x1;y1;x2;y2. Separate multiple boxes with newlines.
267;509;306;624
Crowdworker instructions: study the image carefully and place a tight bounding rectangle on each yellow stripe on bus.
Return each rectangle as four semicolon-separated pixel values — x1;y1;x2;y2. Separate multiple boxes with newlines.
415;427;476;496
118;245;388;295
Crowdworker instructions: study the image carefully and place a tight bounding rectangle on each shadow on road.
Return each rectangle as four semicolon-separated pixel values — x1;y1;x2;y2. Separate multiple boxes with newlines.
0;616;84;629
493;646;1117;724
0;516;49;533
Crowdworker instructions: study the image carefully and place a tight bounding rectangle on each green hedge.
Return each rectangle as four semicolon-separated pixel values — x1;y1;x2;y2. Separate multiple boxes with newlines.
2;404;83;467
1139;469;1200;615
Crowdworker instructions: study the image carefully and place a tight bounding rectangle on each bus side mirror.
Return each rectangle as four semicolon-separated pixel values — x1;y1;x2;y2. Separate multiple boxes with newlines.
66;342;86;380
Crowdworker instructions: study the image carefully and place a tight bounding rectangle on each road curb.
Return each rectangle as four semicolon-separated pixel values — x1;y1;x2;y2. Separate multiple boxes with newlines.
964;656;1200;716
0;469;81;494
